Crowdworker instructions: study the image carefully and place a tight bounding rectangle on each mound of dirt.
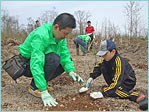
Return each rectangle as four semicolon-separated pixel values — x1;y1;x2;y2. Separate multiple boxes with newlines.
43;93;110;111
50;73;74;86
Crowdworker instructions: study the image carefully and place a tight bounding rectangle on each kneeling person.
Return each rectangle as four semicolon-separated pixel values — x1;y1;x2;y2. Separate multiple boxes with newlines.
79;40;148;110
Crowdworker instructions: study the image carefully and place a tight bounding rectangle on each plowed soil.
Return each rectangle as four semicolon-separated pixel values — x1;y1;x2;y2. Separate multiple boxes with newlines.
1;37;148;111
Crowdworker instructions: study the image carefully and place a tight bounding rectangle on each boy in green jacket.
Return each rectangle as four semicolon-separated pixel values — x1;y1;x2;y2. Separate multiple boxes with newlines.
18;13;84;106
73;34;91;55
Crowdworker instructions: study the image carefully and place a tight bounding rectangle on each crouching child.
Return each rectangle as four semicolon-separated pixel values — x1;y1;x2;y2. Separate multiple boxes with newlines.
79;40;148;110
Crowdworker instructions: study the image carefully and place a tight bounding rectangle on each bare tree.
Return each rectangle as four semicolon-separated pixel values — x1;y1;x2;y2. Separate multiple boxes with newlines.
1;9;27;42
26;17;34;34
124;1;145;37
74;10;91;34
101;18;119;41
101;18;107;40
95;20;101;37
39;7;58;24
2;9;20;37
2;9;18;34
125;1;135;37
133;2;143;37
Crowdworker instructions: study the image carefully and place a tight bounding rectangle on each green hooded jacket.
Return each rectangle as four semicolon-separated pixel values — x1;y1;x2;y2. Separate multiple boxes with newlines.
77;35;91;52
18;22;75;91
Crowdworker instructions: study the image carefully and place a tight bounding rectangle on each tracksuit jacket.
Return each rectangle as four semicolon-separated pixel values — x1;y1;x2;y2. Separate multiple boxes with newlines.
18;22;75;91
90;52;136;97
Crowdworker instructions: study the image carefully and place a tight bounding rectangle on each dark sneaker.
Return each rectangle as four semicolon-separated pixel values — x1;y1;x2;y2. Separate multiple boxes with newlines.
137;95;148;110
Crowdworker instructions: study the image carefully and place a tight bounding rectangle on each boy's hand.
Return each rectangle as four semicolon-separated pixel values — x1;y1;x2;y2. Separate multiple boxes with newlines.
86;78;93;88
79;78;93;93
90;91;103;99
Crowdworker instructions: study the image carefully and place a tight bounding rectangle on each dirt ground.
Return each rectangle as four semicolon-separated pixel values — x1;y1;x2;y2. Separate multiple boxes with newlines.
1;37;148;111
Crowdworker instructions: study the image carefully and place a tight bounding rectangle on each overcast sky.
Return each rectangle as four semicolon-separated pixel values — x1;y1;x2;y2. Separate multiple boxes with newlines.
1;1;148;33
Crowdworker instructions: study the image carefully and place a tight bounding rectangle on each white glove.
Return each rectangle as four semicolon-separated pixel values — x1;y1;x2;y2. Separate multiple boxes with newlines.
87;33;92;36
41;90;58;106
93;35;95;39
86;78;93;88
79;87;88;93
69;72;84;85
90;91;103;99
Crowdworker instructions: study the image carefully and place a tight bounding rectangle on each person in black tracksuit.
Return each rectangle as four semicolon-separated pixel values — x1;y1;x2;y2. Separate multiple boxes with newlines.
79;40;148;110
90;51;138;101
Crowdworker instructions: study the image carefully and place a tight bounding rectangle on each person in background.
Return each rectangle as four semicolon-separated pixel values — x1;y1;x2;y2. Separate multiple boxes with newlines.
18;13;84;106
34;20;41;29
73;34;91;55
85;21;95;49
79;40;148;110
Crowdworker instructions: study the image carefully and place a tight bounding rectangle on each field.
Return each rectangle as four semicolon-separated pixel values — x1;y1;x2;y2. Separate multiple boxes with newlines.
1;37;148;111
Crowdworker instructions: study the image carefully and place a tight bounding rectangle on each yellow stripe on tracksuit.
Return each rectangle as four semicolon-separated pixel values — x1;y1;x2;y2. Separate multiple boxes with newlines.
103;57;121;92
115;89;129;98
130;92;139;96
115;89;138;98
89;59;104;76
118;86;122;90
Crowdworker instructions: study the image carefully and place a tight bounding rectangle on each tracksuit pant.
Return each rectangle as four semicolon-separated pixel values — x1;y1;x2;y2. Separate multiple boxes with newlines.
103;86;139;102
